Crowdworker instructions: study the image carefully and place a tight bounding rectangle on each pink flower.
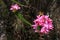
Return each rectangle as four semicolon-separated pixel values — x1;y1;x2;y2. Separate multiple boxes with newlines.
32;24;38;29
32;15;53;34
40;26;49;34
33;15;45;26
10;4;20;12
32;24;39;32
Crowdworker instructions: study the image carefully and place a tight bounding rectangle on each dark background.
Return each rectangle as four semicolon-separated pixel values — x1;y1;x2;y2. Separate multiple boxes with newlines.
0;0;60;40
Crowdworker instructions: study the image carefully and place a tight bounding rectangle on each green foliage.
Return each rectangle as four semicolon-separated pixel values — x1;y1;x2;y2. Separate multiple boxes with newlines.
16;13;32;26
37;26;41;30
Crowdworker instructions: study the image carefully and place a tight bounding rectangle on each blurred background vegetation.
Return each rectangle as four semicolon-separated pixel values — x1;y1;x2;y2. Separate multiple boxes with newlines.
0;0;60;40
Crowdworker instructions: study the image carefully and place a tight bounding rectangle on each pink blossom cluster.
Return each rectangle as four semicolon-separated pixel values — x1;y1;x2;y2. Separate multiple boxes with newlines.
10;4;20;12
32;15;53;34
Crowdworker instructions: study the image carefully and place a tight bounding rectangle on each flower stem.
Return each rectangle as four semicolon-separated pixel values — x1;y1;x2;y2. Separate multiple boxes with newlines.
16;13;32;26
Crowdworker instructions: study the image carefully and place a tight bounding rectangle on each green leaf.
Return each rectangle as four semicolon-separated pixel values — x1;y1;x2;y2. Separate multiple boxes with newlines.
16;13;32;26
11;0;24;6
37;26;41;30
